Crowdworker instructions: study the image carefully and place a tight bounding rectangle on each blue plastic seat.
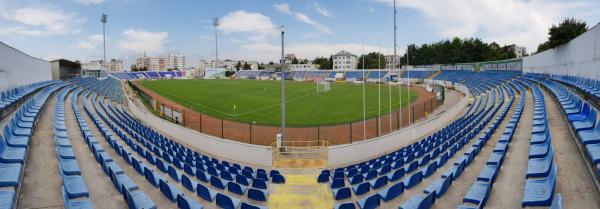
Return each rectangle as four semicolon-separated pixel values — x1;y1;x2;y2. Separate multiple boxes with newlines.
196;183;217;202
387;167;405;182
181;175;197;192
334;202;356;209
177;194;204;209
247;188;268;202
568;103;590;121
0;189;16;209
3;126;28;148
0;135;26;164
353;182;370;196
463;181;491;207
550;193;562;209
578;122;600;145
62;188;93;209
522;164;557;207
477;165;498;183
378;181;404;202
527;147;554;178
271;174;285;184
216;193;240;209
585;143;600;164
403;171;423;189
356;193;380;209
62;175;89;199
123;185;157;209
334;187;351;200
0;163;22;187
240;202;266;209
210;175;226;190
227;181;247;195
398;191;435;209
58;158;81;176
572;109;596;131
424;175;452;198
529;141;551;159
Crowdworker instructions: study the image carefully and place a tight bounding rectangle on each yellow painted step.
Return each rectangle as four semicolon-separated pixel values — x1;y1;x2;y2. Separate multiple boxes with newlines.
268;174;334;209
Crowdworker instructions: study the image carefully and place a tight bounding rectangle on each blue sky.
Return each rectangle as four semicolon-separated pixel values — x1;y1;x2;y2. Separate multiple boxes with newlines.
1;0;599;68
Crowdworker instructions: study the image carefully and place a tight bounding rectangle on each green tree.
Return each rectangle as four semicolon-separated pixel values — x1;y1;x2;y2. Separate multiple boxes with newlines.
291;57;299;64
356;52;386;69
399;37;516;65
258;62;265;70
243;62;251;70
537;18;587;52
313;57;330;69
235;61;241;71
328;55;333;69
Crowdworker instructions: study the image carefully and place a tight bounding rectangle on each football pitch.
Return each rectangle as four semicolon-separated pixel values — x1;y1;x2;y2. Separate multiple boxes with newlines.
141;79;417;126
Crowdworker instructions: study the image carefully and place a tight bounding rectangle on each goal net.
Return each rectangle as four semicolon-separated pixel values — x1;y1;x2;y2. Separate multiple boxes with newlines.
317;81;331;93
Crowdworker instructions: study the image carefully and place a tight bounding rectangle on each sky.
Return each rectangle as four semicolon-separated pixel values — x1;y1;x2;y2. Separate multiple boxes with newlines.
0;0;599;68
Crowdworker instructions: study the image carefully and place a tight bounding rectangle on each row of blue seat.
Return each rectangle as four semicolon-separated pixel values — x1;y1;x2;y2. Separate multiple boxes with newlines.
453;82;525;209
334;86;509;209
0;80;58;112
93;99;271;207
0;83;65;208
107;100;284;185
80;90;160;209
54;86;94;209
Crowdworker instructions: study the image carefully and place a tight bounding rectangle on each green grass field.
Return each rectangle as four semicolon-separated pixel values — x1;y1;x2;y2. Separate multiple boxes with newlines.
141;79;417;126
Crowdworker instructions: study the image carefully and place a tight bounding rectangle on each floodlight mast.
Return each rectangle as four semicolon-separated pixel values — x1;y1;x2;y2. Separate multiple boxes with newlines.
280;26;286;145
213;18;220;68
101;14;107;71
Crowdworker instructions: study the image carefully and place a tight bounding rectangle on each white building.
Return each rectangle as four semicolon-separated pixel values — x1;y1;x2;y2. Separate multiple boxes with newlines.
332;50;357;70
198;59;258;71
384;55;401;69
81;59;123;72
508;44;527;58
289;63;319;70
136;53;185;71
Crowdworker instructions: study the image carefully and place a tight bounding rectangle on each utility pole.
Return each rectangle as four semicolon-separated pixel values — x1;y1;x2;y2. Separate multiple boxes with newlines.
394;0;402;128
213;18;220;68
407;45;411;125
280;26;286;144
101;14;107;71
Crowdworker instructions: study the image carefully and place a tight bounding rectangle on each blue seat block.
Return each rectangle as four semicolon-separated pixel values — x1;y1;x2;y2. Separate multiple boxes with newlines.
527;148;554;178
463;181;491;207
58;158;81;176
550;193;562;209
586;143;600;164
62;189;93;209
57;146;76;159
0;142;26;164
522;164;557;207
353;182;371;196
477;165;498;183
403;171;423;189
424;176;452;198
529;141;551;158
210;175;226;190
378;181;403;202
334;187;351;200
177;194;204;209
216;193;240;209
247;188;268;202
227;182;247;195
334;202;356;209
181;175;197;192
398;191;435;209
123;186;157;209
196;183;217;202
62;175;89;199
356;193;380;209
0;163;22;187
159;178;183;203
0;188;15;209
240;203;266;209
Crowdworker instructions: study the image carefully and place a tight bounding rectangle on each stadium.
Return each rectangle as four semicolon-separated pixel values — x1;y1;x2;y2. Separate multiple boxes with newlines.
1;1;600;209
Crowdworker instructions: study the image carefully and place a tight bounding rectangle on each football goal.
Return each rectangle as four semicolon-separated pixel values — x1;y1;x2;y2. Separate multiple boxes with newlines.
316;81;331;93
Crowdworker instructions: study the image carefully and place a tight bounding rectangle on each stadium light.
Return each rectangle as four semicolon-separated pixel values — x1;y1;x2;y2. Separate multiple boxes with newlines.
101;14;107;71
280;25;286;145
213;18;220;68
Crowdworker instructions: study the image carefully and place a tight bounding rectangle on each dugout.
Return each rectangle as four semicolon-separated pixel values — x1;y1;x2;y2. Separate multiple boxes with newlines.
50;59;81;80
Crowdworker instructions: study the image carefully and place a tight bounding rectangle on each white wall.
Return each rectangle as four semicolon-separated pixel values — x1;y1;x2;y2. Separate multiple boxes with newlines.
523;23;600;77
0;42;51;90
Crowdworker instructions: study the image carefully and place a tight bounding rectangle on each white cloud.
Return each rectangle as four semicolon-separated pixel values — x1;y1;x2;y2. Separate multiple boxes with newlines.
375;0;600;52
0;6;83;36
72;34;104;49
118;29;168;53
273;3;333;35
73;0;106;5
220;10;277;34
313;2;332;18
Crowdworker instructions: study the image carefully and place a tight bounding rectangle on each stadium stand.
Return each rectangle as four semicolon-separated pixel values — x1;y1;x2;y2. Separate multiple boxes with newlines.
399;70;435;79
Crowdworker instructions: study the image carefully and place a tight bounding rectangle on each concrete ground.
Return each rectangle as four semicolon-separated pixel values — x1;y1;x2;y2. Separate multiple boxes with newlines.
17;95;64;209
64;92;127;209
543;89;600;208
78;95;174;208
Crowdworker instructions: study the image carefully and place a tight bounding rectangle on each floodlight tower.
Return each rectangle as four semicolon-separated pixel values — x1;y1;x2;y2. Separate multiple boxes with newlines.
280;26;286;144
101;14;107;70
213;18;220;68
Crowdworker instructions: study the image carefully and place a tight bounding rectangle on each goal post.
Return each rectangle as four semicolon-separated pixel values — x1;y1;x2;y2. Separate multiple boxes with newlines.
316;81;331;93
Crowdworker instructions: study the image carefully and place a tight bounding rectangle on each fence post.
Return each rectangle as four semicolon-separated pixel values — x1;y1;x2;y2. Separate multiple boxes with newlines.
221;119;224;138
249;124;252;144
199;113;202;132
376;116;379;137
349;122;352;143
397;111;401;130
